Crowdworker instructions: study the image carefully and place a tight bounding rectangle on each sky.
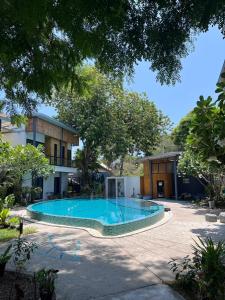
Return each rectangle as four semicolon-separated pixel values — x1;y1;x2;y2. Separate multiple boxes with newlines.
40;26;225;126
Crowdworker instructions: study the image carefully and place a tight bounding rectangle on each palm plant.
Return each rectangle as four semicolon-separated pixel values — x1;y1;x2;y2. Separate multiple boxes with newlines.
169;237;225;300
36;269;58;300
192;237;225;300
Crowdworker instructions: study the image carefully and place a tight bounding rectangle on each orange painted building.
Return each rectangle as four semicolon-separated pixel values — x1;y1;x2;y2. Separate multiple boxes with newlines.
140;152;180;199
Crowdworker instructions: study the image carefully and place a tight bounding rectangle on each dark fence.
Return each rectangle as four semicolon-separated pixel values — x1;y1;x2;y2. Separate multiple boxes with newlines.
47;156;76;168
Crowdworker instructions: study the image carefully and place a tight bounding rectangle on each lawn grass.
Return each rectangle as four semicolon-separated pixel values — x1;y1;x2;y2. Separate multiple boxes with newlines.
0;226;37;243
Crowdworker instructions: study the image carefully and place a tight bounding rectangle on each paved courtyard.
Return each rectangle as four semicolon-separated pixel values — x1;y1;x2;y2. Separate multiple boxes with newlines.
3;200;225;299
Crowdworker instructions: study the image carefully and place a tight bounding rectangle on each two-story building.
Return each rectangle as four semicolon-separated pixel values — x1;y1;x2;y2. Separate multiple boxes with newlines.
0;112;79;199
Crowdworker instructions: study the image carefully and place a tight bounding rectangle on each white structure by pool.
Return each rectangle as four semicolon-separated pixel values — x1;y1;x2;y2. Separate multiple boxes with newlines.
105;176;140;198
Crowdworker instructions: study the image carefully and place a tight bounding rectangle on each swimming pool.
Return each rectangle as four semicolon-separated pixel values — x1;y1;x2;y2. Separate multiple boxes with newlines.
27;198;164;236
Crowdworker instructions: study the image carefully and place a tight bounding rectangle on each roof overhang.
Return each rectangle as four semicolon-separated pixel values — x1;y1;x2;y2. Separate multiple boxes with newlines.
32;113;78;135
138;152;182;163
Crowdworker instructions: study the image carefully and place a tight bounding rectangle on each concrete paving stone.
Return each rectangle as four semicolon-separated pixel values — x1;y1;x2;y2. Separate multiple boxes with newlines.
97;284;184;300
7;200;225;300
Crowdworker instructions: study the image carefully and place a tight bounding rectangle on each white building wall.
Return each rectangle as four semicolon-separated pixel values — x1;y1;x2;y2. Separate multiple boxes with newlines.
43;174;55;199
42;172;69;199
124;176;140;197
3;125;26;146
106;176;140;198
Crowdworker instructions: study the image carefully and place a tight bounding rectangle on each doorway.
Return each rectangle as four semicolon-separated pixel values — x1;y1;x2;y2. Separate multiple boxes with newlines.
157;180;165;198
32;177;43;199
54;177;61;195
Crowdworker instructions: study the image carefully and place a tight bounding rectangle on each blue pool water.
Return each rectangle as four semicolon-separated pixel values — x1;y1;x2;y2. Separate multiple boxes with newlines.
27;198;164;225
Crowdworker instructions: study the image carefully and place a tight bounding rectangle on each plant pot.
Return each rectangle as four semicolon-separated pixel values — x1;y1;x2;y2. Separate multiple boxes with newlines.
40;290;55;300
0;262;6;277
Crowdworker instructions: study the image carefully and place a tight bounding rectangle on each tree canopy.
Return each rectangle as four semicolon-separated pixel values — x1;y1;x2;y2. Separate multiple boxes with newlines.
172;112;194;150
0;137;53;198
1;1;225;113
176;79;225;203
52;66;170;182
178;147;225;203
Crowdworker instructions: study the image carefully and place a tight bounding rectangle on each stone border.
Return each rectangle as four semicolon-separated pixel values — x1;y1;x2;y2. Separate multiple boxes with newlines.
24;211;172;239
26;199;167;237
27;207;165;236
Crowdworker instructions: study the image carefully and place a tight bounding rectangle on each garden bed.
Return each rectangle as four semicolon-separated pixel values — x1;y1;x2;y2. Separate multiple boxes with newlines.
0;271;38;299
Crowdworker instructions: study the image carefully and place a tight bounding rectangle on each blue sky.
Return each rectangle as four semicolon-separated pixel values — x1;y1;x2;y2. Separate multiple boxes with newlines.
40;26;225;126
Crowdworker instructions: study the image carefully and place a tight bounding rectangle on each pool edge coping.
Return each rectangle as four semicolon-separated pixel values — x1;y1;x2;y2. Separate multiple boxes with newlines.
23;211;172;239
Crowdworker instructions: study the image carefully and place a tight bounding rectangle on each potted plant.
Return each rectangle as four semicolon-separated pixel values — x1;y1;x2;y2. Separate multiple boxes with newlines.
36;269;59;300
0;244;12;277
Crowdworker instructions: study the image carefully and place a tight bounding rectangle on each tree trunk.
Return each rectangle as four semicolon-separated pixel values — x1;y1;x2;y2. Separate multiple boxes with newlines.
82;147;90;187
119;157;124;176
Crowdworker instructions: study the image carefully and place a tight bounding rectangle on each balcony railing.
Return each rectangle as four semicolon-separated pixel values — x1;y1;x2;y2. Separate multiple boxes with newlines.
47;156;76;168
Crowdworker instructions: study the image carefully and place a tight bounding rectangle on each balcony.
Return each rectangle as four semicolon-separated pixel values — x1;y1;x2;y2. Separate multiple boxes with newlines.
47;156;76;168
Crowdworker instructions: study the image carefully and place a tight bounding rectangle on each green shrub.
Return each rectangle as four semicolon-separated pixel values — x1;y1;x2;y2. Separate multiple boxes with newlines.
36;268;58;298
12;237;37;271
4;194;15;208
0;244;12;264
169;237;225;300
0;208;10;227
8;216;20;227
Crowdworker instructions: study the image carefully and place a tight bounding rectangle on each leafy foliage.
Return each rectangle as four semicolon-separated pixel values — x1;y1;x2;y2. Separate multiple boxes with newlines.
36;268;58;296
1;1;225;112
0;194;15;211
176;80;225;204
0;208;10;227
53;66;169;182
0;137;53;199
0;244;12;264
188;95;225;164
12;237;37;271
178;148;225;203
169;237;225;300
172;112;194;150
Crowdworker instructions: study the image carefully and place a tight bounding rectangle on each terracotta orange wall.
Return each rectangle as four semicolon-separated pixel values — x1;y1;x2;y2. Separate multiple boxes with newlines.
152;173;173;198
142;160;174;198
143;161;151;195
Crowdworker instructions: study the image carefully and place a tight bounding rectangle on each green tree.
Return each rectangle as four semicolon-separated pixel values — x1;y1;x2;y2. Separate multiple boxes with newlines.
0;137;53;199
102;91;170;174
53;66;117;185
172;112;194;150
53;67;169;181
74;149;99;188
153;134;178;154
1;1;225;112
187;96;225;164
178;147;225;204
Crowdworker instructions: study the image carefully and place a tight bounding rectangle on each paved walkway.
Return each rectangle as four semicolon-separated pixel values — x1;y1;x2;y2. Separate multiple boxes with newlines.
4;200;225;299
